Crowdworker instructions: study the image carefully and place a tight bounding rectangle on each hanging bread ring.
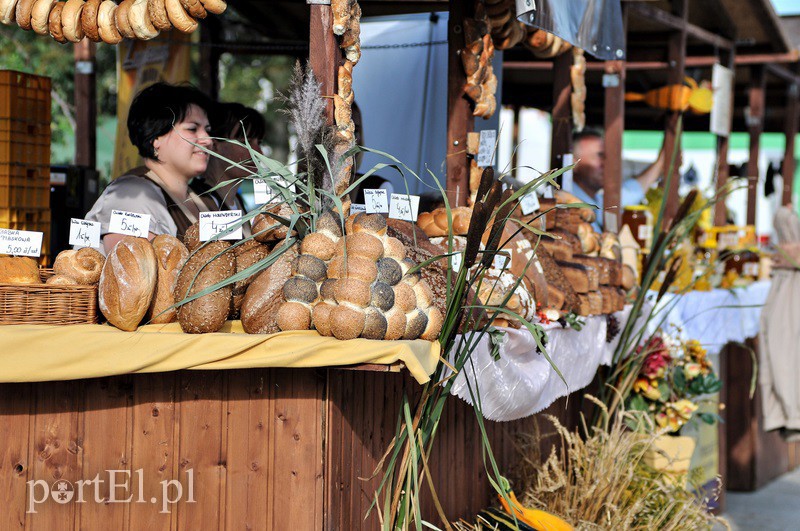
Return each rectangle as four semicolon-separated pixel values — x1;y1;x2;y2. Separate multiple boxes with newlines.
114;0;135;39
178;0;204;19
15;0;36;29
128;0;159;39
1;0;19;25
47;1;67;41
60;0;84;41
147;0;169;30
97;0;121;43
165;0;196;33
30;0;56;34
80;0;101;41
198;0;224;15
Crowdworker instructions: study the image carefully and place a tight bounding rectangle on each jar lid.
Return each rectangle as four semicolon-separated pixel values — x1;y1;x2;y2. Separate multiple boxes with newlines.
623;205;649;211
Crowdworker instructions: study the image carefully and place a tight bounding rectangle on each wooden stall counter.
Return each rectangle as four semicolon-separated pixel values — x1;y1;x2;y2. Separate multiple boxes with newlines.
0;324;536;530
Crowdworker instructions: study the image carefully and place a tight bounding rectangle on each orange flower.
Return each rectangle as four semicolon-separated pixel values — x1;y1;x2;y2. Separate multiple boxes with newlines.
634;377;662;401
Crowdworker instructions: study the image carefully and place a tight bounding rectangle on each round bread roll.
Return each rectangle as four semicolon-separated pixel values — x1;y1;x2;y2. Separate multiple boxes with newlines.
46;274;78;285
30;0;55;34
99;237;157;332
276;301;311;331
174;240;234;334
333;278;371;308
376;257;402;286
80;0;100;40
362;307;388;340
148;234;188;324
403;309;429;340
291;254;327;283
251;204;295;242
316;210;344;239
198;0;224;14
48;1;67;42
393;283;416;313
383;237;406;261
178;0;204;18
146;0;169;30
300;232;337;261
318;278;337;302
61;0;85;41
114;0;134;38
370;281;394;312
351;213;387;237
96;0;121;43
326;255;377;283
128;0;158;39
383;307;406;340
283;276;318;304
0;0;18;25
412;282;434;308
329;305;365;340
311;301;334;336
165;0;196;33
241;246;297;334
183;222;201;252
420;307;443;341
0;257;41;284
53;247;105;284
15;0;35;29
343;232;384;261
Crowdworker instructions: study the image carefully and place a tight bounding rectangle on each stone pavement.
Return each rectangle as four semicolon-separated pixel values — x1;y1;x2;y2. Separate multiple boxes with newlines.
718;467;800;530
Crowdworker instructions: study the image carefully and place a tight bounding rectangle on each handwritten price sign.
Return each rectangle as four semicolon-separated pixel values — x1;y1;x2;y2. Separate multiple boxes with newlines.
388;193;420;222
253;177;295;205
364;189;389;214
199;211;243;241
0;229;43;257
69;219;101;248
350;204;367;214
108;210;150;238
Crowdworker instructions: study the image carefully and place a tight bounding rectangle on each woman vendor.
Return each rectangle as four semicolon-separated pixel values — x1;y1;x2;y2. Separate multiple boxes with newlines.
84;83;221;253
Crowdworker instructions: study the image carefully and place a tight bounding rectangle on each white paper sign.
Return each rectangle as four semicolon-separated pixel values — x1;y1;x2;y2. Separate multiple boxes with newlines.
199;211;243;241
520;192;540;216
108;210;150;238
604;212;619;234
493;253;509;270
350;203;366;214
477;129;497;167
711;63;733;137
69;219;101;248
0;228;43;257
543;185;554;199
561;153;574;193
743;262;759;277
364;189;389;214
253;177;295;205
451;252;463;272
388;193;420;222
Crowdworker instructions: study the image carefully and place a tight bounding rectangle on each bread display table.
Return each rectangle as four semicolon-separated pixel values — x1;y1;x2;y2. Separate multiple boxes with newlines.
0;323;536;529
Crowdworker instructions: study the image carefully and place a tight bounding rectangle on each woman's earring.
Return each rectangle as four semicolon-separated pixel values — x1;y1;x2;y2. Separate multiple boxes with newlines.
154;147;159;159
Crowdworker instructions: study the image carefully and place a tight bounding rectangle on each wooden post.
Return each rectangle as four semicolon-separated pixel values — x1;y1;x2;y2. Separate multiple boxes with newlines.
446;0;473;207
714;51;736;227
746;66;765;226
782;83;799;206
550;52;572;171
662;0;688;227
308;2;339;125
74;40;96;168
199;17;222;101
603;60;625;226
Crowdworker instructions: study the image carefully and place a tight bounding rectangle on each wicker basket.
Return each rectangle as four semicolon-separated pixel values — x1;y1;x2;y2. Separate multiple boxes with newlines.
0;268;98;325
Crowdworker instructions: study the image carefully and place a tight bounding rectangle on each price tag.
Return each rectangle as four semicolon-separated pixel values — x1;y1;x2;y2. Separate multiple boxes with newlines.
388;193;420;222
561;153;574;193
604;212;619;234
743;262;759;277
718;232;738;250
199;211;243;241
493;253;509;270
543;185;554;199
520;192;540;216
451;252;463;272
253;177;294;205
108;210;150;238
350;203;367;214
0;229;43;257
477;129;497;167
364;189;389;214
69;219;101;248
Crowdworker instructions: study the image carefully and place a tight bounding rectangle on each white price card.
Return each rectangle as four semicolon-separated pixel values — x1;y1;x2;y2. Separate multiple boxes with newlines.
493;253;509;270
604;212;619;234
69;219;101;248
451;252;463;272
477;129;498;167
108;210;150;238
253;177;295;205
350;203;367;214
561;153;574;193
543;185;554;199
199;211;243;241
520;192;540;216
364;189;389;214
388;193;420;222
0;229;43;257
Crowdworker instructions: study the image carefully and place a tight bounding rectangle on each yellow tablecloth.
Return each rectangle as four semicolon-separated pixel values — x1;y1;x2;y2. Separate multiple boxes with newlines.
0;321;440;384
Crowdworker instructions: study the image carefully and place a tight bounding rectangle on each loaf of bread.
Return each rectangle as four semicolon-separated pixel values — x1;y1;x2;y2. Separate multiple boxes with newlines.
0;256;42;284
174;241;235;334
241;246;297;334
46;274;78;285
98;236;157;331
475;267;536;328
53;247;105;284
577;223;601;255
555;190;596;223
252;204;295;243
230;239;272;317
417;206;473;237
148;234;189;324
570;255;612;286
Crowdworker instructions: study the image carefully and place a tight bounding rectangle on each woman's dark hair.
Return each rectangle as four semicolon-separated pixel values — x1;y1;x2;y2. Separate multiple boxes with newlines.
209;102;266;143
127;82;212;160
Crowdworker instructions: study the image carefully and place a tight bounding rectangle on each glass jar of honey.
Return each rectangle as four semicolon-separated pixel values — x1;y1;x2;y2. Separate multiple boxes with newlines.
622;205;653;252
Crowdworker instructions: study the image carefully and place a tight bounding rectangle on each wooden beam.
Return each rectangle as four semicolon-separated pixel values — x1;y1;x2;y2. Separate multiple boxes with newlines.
199;18;222;101
627;2;733;50
74;40;96;168
714;52;735;227
662;0;688;228
603;60;625;226
782;84;799;206
445;0;473;207
308;4;339;125
550;52;572;171
746;66;766;226
766;63;800;85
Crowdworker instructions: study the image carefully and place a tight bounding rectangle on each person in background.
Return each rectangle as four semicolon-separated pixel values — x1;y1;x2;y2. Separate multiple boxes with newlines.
571;128;666;230
84;83;221;253
204;102;267;215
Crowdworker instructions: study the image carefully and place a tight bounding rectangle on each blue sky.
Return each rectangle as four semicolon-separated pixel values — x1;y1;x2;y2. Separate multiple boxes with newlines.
773;0;800;16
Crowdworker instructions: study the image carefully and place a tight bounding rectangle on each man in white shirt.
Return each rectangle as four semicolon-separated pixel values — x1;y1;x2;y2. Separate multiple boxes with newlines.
570;129;666;231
